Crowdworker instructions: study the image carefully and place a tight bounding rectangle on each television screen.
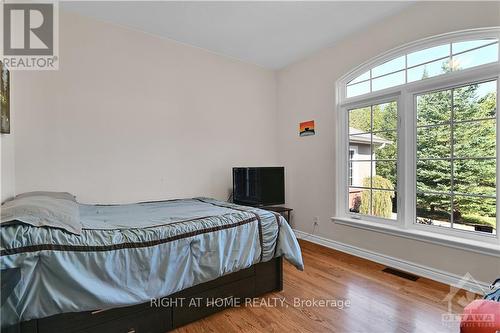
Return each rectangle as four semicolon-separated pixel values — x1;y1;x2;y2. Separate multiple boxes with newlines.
232;167;284;206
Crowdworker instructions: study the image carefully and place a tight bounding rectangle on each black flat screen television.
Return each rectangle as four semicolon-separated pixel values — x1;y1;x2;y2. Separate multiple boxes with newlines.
232;167;284;206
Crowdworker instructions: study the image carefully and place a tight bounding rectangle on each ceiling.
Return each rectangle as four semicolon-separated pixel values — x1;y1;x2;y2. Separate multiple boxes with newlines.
62;1;412;69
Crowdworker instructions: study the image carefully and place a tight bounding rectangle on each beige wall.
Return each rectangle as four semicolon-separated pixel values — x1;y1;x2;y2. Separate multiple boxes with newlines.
276;1;500;283
12;11;279;204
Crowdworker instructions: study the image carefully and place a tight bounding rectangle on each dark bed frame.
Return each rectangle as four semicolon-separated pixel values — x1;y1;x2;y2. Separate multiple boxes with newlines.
5;257;283;333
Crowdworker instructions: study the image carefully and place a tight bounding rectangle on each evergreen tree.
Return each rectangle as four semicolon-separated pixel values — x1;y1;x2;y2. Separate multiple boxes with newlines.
416;83;496;220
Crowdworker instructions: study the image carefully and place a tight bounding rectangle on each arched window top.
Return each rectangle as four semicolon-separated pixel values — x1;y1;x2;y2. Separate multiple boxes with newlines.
344;29;500;99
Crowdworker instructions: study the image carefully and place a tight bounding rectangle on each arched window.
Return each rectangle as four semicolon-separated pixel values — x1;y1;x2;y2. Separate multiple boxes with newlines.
335;28;500;250
346;38;498;98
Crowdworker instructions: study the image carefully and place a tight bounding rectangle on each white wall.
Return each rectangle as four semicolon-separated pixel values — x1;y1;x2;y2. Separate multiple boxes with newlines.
276;1;500;283
12;11;279;204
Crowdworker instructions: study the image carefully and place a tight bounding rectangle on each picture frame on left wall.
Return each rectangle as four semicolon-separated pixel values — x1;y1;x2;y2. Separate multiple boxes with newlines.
1;61;10;134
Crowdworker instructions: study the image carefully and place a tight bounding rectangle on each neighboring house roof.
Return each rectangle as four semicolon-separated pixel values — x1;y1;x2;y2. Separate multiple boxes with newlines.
349;127;392;145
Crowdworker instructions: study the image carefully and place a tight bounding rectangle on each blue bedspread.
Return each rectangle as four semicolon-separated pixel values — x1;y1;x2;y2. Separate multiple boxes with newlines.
0;198;303;326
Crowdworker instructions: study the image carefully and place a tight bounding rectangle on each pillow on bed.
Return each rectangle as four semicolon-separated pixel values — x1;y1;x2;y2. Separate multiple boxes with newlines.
14;191;76;201
1;192;82;235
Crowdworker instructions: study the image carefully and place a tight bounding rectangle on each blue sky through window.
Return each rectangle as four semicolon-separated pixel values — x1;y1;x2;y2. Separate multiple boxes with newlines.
346;40;498;98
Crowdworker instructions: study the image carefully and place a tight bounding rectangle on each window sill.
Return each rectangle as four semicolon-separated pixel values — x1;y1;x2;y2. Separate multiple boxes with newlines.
331;216;500;257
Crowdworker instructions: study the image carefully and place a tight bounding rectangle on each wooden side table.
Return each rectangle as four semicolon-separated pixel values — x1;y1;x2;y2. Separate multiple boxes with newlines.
262;206;293;224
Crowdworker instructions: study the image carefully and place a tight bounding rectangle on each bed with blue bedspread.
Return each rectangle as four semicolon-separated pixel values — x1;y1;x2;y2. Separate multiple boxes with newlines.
0;193;303;327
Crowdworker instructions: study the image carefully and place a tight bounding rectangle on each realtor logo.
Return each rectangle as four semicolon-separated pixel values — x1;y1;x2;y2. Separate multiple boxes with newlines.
1;1;59;70
4;3;53;55
441;273;488;329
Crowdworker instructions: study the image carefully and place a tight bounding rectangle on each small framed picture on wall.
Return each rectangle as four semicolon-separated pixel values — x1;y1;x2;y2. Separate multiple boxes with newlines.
299;120;315;137
1;61;10;134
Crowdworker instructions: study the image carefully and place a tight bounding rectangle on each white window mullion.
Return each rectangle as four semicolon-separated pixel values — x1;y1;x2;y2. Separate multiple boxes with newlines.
400;91;414;229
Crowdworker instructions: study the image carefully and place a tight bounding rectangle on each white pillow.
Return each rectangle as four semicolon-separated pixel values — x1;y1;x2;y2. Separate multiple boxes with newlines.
1;192;82;235
15;191;76;201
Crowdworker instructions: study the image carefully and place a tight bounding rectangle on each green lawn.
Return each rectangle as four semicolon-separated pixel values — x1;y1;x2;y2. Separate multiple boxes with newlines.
417;209;496;229
460;214;496;228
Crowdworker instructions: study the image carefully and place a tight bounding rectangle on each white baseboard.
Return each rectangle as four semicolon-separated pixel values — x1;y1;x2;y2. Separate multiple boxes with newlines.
293;229;491;295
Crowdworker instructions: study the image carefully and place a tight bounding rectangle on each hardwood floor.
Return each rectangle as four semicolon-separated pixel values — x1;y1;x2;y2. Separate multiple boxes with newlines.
174;239;475;333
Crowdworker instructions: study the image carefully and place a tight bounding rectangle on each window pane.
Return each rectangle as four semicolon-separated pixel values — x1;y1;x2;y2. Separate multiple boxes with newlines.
349;188;370;214
347;100;398;220
452;43;498;70
417;160;452;193
347;81;370;98
453;196;496;235
373;161;397;189
417;89;452;126
372;71;405;92
407;44;450;67
452;39;497;54
372;190;396;219
453;80;497;121
349;161;372;187
454;119;496;158
374;131;397;160
417;125;451;159
416;193;451;227
407;58;449;83
372;102;397;131
349;136;371;160
348;71;370;85
371;56;405;78
454;159;496;196
416;80;497;234
349;106;371;133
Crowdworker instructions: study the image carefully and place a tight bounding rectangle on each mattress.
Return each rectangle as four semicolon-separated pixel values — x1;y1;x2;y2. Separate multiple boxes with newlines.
0;198;303;326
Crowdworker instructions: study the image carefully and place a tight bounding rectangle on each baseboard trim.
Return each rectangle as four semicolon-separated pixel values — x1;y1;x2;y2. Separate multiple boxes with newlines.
293;229;490;294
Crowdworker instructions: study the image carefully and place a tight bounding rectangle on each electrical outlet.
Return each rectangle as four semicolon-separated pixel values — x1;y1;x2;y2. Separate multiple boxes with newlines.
313;216;319;226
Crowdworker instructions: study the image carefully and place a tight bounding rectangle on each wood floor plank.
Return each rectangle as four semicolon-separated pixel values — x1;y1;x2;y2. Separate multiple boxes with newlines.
173;240;477;333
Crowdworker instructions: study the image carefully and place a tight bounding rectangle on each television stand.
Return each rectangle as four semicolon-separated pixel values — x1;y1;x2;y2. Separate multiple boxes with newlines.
262;206;293;224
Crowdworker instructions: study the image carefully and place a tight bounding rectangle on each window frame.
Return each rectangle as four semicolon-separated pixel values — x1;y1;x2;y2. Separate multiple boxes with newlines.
340;28;500;101
408;75;499;243
344;94;402;225
334;28;500;251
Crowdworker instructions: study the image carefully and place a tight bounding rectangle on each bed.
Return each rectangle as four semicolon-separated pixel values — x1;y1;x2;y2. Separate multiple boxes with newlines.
0;193;303;332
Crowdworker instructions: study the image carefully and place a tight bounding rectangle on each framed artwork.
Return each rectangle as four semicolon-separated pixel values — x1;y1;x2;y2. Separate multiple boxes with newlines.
299;120;315;137
1;61;10;134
